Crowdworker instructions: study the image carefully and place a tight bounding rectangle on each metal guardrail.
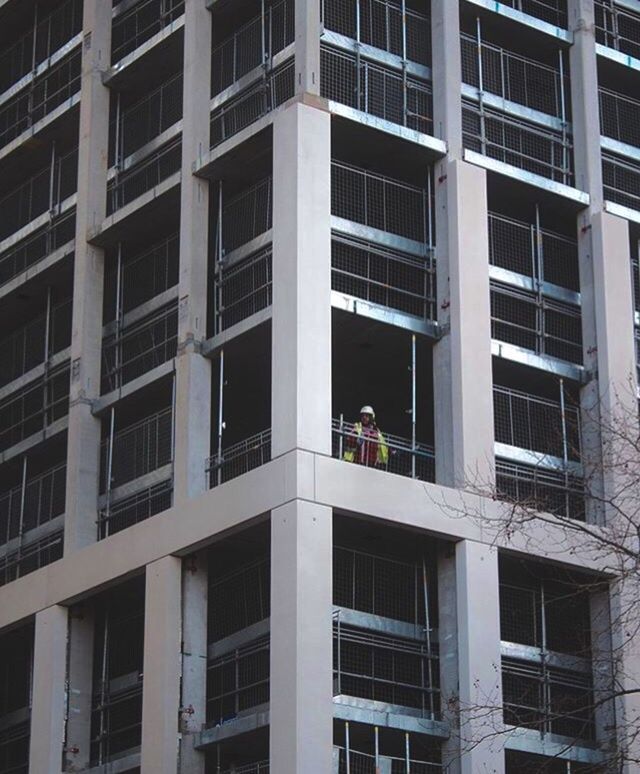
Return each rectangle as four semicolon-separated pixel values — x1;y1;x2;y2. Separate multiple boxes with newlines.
333;745;444;773
595;0;640;59
111;0;185;63
0;528;64;588
333;418;435;482
98;479;172;540
211;0;294;96
321;45;433;135
218;763;269;774
322;0;431;66
206;428;272;489
602;151;640;213
599;87;640;149
214;247;272;334
208;557;270;641
497;0;567;28
222;176;272;254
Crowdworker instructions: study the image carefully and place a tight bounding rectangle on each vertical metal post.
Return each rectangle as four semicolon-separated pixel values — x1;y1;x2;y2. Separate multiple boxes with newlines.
31;3;39;72
338;412;344;460
44;286;52;363
345;721;351;774
535;205;544;355
171;370;177;468
336;610;342;695
217;349;225;486
114;92;122;170
540;580;550;735
411;334;416;478
42;286;52;427
261;0;267;66
104;407;116;536
401;0;408;126
374;725;379;766
215;182;223;334
114;243;123;388
49;141;57;213
98;609;109;765
17;456;28;574
422;557;435;720
476;18;486;155
404;732;410;773
558;49;568;184
355;0;362;111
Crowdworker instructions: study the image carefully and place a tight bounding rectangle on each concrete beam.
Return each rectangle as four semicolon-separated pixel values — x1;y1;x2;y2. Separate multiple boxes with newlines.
270;500;333;773
271;101;332;457
141;556;182;774
431;0;462;153
63;604;95;772
296;0;321;95
28;606;68;774
437;545;461;774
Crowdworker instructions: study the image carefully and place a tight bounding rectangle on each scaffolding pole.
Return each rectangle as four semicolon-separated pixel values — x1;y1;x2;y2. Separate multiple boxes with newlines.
217;349;225;487
411;334;416;479
422;556;435;720
104;406;116;535
215;181;223;334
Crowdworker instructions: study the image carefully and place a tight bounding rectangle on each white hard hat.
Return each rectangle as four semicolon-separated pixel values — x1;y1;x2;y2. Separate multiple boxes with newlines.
360;405;375;417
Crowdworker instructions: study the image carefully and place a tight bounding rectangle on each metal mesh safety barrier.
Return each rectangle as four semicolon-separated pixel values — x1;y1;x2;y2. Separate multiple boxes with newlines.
602;151;640;212
599;87;640;149
595;0;640;59
208;557;270;641
111;0;185;63
215;248;273;333
496;0;567;27
207;429;272;489
0;529;64;589
98;480;172;540
495;459;585;520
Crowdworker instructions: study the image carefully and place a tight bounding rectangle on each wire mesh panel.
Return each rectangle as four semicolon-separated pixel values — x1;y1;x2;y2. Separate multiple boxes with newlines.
321;46;433;135
333;623;439;716
496;458;585;520
0;211;75;288
463;100;573;185
107;138;181;214
208;557;270;641
222;177;272;254
0;529;64;588
493;385;581;461
0;0;83;94
599;87;640;149
100;407;173;492
211;0;294;96
206;636;270;725
334;747;444;774
461;34;566;118
490;282;582;364
117;72;183;159
0;50;82;149
594;0;640;59
322;0;432;66
0;363;70;453
207;429;271;488
111;0;185;63
210;58;295;149
602;151;640;212
332;162;429;243
497;0;567;27
332;419;435;482
215;248;272;333
218;763;269;774
98;479;172;540
502;657;594;740
332;236;435;321
333;545;429;627
0;299;72;388
101;302;178;393
0;720;30;774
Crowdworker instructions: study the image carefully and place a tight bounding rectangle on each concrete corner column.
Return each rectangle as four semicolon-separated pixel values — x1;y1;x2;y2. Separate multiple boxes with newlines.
437;544;461;774
271;102;332;457
270;501;333;773
141;556;183;774
431;0;462;153
455;540;504;774
174;0;213;503
63;604;95;772
295;0;321;95
29;606;68;774
179;551;208;774
433;160;495;490
64;0;112;553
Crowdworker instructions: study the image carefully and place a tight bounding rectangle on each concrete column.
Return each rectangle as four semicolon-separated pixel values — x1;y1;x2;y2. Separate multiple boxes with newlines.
437;545;461;774
455;541;504;774
431;0;463;154
270;501;333;773
141;556;182;774
271;102;332;457
64;0;112;552
174;0;213;503
29;606;68;774
63;604;95;772
295;0;321;95
433;160;495;490
179;552;208;774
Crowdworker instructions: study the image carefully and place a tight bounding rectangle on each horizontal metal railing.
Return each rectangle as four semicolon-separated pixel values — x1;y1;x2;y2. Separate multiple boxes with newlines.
599;87;640;149
332;235;436;322
0;462;66;547
208;557;270;642
0;528;64;588
206;429;272;489
0;0;83;94
463;100;573;185
210;58;295;149
493;385;581;462
215;247;273;333
496;0;567;28
332;162;431;244
461;33;567;119
100;407;173;492
89;681;143;766
488;211;579;293
0;210;75;288
333;746;444;773
222;176;272;254
98;479;172;540
333;417;435;481
602;151;640;212
101;302;178;393
321;45;433;135
322;0;432;65
111;0;185;63
495;458;585;520
490;282;582;365
0;50;81;149
595;0;640;59
217;763;269;774
107;138;181;214
211;0;294;96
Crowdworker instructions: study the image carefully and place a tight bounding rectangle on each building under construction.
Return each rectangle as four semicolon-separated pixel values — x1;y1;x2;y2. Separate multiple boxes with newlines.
0;0;639;772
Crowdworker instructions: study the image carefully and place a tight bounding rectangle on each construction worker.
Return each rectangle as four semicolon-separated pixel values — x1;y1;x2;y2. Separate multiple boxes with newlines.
343;405;389;468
